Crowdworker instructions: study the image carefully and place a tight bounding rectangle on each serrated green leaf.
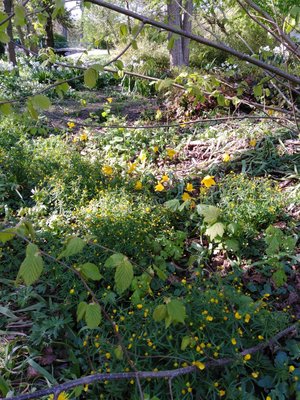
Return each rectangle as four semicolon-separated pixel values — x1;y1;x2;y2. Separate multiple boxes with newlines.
80;263;102;281
14;5;26;26
58;237;86;259
181;336;191;351
77;301;87;322
0;103;12;115
84;68;98;89
105;253;127;268
164;199;181;212
272;269;287;287
153;304;167;322
85;303;101;328
206;222;225;241
115;259;134;294
197;204;221;224
166;300;186;324
17;244;44;286
253;85;263;98
0;31;10;43
32;94;51;110
0;228;16;243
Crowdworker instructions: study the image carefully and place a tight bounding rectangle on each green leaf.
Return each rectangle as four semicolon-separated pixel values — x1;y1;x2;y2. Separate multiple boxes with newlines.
205;222;225;240
58;237;86;259
272;269;287;287
27;359;57;384
115;259;134;294
164;199;181;212
0;103;12;115
166;299;186;324
17;243;44;286
181;336;191;351
197;204;221;224
153;304;167;322
55;82;70;98
114;60;124;70
32;94;51;110
114;345;123;360
119;23;128;37
168;35;175;51
27;100;39;120
0;228;16;243
85;303;101;329
131;39;138;50
0;31;10;44
105;253;127;268
14;5;26;26
0;375;10;397
0;12;9;31
253;85;263;98
80;263;102;281
77;301;87;322
84;68;98;89
216;93;225;106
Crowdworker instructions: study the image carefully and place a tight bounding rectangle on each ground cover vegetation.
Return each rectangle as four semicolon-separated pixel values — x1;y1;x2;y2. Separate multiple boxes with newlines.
0;0;299;399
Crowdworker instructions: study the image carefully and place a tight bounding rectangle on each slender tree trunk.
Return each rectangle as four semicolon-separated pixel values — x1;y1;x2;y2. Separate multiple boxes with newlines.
17;26;30;56
182;0;193;66
45;14;55;48
167;0;184;67
3;0;17;65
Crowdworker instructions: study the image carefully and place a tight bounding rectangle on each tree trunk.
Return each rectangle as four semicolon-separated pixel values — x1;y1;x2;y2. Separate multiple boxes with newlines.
45;14;55;48
3;0;17;65
182;0;193;66
167;0;184;67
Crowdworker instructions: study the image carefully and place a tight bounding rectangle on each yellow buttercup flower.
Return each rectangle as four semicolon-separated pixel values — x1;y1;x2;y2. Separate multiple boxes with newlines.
127;162;137;174
201;175;216;188
166;148;176;159
289;365;295;372
234;311;242;320
266;396;272;400
80;132;88;141
182;192;192;202
80;99;87;106
161;175;169;182
155;182;164;192
193;361;205;370
186;183;194;192
67;121;75;129
153;146;159;153
244;313;251;323
106;97;113;103
134;181;143;190
139;151;147;163
249;139;257;147
102;165;113;176
219;390;226;397
231;338;237;345
223;153;231;162
244;354;251;361
252;372;259;378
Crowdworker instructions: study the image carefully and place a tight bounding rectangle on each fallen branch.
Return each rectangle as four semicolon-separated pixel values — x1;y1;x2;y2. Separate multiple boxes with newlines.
2;323;297;400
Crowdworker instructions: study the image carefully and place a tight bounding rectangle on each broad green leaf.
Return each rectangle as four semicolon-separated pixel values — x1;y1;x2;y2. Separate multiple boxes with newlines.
27;100;39;119
0;103;12;115
253;85;263;98
131;39;138;50
90;63;104;72
0;31;10;44
115;259;134;294
153;304;167;322
0;228;16;243
197;204;221;224
166;299;186;324
216;93;225;106
85;303;101;328
105;253;127;268
164;199;181;212
58;237;86;259
84;68;98;89
80;263;102;281
14;5;26;26
55;82;69;98
17;243;44;286
206;222;225;241
119;23;128;37
0;12;9;31
77;301;87;322
114;345;123;360
114;60;124;70
32;94;51;110
168;35;175;51
272;269;287;287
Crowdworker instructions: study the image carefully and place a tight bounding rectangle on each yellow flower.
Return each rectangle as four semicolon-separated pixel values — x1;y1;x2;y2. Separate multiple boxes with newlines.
102;165;113;176
219;390;226;397
106;97;113;103
80;99;87;106
252;372;259;378
166;148;176;159
161;175;169;182
266;397;272;400
258;335;264;340
223;153;231;162
186;183;194;192
67;121;75;129
201;175;216;188
137;304;143;309
244;313;251;323
182;192;192;202
127;162;137;174
105;352;111;359
234;312;242;320
244;354;251;361
249;139;257;147
134;181;143;190
193;361;206;370
231;338;237;345
153;146;159;153
155;182;164;192
58;392;69;400
69;288;75;295
80;132;88;141
289;365;295;373
206;315;213;322
139;151;147;163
